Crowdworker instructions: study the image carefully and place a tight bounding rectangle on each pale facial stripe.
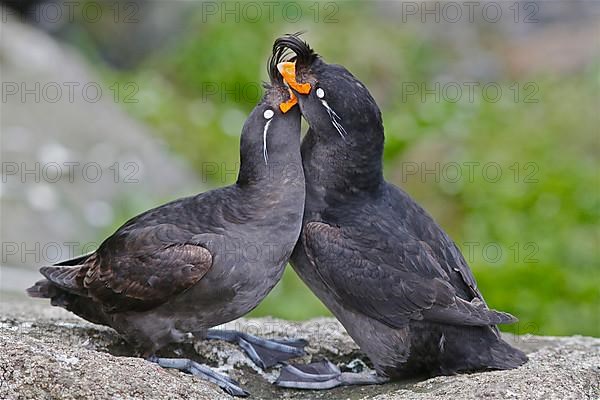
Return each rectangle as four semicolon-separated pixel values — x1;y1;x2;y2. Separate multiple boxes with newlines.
263;109;274;165
263;119;272;164
320;99;348;141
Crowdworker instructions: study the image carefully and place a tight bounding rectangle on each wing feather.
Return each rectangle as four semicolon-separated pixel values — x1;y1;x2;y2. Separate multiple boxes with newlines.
42;224;213;313
303;222;516;328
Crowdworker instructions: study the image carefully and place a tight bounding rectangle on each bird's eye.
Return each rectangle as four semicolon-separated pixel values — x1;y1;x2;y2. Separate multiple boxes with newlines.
316;88;325;98
263;109;274;119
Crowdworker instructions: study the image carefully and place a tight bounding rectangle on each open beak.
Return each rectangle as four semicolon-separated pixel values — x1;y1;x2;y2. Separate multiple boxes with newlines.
277;61;311;94
277;61;311;113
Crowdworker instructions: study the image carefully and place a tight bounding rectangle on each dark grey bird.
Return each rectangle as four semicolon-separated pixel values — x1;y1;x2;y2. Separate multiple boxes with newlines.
273;34;528;389
27;51;306;397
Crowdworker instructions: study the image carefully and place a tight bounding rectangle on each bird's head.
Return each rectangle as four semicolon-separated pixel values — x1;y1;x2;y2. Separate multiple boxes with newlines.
272;33;382;144
239;48;302;168
236;47;305;187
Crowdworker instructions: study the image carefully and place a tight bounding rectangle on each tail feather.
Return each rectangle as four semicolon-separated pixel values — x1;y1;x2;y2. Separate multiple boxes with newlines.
26;279;59;298
486;336;528;370
27;254;91;299
27;272;108;326
26;278;75;309
436;325;528;374
39;265;87;296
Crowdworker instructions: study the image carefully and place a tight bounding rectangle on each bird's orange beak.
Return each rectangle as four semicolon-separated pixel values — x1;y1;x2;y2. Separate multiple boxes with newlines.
279;89;298;113
277;61;311;113
277;61;311;94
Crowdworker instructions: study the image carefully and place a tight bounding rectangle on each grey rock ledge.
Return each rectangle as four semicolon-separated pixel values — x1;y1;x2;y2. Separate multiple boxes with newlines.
1;302;598;400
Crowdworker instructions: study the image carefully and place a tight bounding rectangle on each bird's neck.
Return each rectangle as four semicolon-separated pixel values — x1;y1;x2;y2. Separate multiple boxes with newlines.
236;135;304;189
302;126;384;195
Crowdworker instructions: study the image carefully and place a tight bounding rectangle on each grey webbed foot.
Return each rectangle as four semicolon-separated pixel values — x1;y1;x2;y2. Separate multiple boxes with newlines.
206;329;307;369
148;355;249;397
275;359;389;390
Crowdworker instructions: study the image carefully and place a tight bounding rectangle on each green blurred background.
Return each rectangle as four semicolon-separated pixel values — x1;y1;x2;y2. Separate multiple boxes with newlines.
3;1;598;337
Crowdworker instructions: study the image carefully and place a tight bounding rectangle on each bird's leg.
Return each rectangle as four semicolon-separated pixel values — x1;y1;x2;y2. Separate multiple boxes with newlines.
147;355;249;397
275;359;389;390
206;329;307;369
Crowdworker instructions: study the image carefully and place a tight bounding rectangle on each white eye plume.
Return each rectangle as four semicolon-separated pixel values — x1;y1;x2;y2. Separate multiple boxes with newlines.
319;98;347;141
262;109;274;164
316;88;325;98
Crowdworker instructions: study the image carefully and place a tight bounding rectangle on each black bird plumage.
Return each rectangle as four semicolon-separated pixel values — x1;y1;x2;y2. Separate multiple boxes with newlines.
273;34;527;388
27;49;306;396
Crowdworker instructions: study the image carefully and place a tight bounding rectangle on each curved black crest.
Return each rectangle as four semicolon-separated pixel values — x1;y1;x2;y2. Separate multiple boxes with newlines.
267;43;286;85
272;32;318;69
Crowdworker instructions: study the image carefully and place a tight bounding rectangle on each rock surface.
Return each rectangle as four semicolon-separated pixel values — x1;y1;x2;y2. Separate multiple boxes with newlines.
0;300;598;400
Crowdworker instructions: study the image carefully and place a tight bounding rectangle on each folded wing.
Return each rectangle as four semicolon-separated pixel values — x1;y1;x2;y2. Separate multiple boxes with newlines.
36;224;213;313
303;222;516;329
